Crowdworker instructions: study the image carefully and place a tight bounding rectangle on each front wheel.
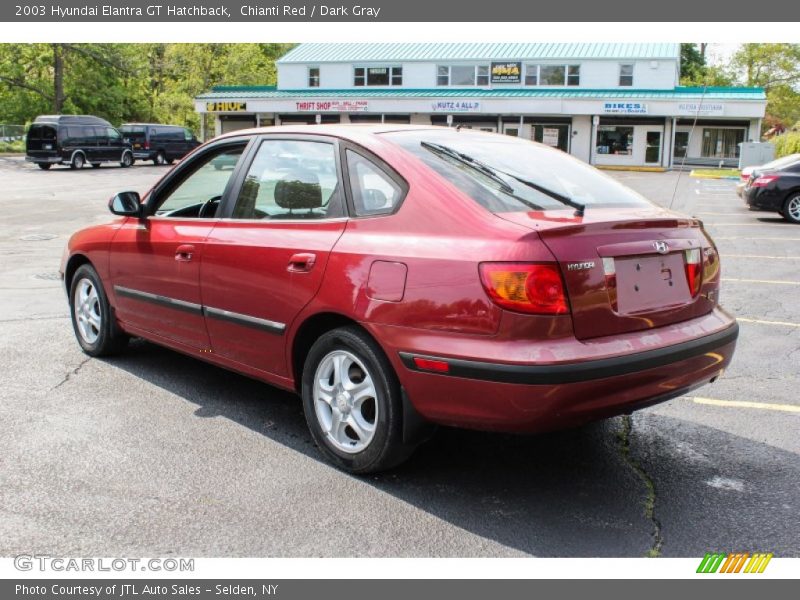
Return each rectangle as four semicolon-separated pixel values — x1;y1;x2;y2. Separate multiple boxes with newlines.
69;264;128;356
301;326;415;473
120;151;133;168
37;163;52;170
782;193;800;224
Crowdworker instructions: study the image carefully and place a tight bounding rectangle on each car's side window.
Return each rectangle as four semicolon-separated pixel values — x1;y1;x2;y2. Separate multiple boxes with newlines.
345;150;403;216
153;144;246;219
231;139;343;220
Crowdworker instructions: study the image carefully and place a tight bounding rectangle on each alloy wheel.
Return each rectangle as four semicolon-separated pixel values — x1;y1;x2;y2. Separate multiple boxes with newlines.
73;277;101;344
786;195;800;222
313;350;378;454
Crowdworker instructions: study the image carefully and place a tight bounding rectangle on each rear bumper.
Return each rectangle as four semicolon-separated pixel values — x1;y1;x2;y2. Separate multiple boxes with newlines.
133;152;154;159
25;155;62;164
744;187;783;211
371;308;739;432
399;323;738;385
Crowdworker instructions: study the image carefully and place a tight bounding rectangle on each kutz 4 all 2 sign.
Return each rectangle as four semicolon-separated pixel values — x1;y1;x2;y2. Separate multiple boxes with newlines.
491;62;522;84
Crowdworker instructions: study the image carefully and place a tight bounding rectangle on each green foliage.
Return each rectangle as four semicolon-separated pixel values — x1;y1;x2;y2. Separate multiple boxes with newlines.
0;139;24;153
0;43;295;133
680;43;735;87
774;131;800;158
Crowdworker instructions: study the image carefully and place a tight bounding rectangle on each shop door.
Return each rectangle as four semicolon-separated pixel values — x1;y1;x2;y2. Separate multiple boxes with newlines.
645;130;662;164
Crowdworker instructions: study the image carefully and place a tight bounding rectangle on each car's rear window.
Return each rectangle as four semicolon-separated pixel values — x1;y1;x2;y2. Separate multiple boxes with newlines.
382;129;651;213
28;125;56;140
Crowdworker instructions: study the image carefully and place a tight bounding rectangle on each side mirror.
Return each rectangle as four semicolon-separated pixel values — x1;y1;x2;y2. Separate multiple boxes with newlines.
109;191;143;217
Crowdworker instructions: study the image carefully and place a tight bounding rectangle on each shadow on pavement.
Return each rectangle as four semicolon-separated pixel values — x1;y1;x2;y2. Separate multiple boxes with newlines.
106;339;799;557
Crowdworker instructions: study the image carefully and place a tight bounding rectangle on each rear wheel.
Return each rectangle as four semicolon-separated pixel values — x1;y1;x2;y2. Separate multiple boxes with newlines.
120;151;133;168
782;193;800;224
70;153;85;170
69;264;128;356
91;163;101;169
154;151;166;166
301;326;415;473
37;163;51;170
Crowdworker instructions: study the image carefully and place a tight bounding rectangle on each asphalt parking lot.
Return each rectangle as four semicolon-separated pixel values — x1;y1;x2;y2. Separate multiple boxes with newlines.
0;156;797;558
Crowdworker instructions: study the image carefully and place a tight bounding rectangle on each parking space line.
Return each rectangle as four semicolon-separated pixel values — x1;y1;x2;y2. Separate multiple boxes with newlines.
713;237;800;241
722;278;800;286
736;316;800;328
721;254;800;260
691;397;800;414
707;223;794;227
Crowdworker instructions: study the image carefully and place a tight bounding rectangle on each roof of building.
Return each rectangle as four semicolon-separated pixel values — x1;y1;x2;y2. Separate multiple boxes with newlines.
198;86;766;101
277;43;682;63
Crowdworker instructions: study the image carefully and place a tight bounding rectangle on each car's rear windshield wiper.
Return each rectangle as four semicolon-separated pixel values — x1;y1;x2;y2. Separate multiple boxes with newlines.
420;141;585;217
421;141;515;195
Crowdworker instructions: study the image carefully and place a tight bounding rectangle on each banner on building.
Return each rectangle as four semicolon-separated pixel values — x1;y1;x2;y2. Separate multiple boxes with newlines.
295;100;369;112
490;62;522;84
430;100;482;112
603;102;648;115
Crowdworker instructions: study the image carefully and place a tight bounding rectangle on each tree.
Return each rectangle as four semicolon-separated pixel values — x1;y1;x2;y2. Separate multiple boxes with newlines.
731;44;800;129
680;43;735;87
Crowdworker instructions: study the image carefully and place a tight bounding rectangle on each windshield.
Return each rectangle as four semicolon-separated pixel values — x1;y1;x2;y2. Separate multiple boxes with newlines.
383;129;652;213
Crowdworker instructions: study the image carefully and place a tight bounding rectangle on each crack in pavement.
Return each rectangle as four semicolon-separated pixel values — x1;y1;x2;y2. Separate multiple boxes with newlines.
51;357;91;391
618;415;663;557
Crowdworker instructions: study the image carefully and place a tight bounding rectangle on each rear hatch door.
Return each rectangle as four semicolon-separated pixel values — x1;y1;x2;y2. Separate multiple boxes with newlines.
499;208;718;340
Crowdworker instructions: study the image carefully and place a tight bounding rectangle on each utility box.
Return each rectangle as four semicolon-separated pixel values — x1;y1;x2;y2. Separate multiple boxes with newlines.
739;142;775;169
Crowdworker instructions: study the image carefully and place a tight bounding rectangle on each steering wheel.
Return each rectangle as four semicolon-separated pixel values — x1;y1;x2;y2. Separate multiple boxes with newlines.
198;195;222;218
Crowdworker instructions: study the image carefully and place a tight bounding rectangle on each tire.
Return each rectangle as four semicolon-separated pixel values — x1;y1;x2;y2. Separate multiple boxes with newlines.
120;151;133;168
782;193;800;224
69;264;128;357
91;163;101;169
154;151;166;166
70;153;85;170
37;163;51;170
301;326;415;473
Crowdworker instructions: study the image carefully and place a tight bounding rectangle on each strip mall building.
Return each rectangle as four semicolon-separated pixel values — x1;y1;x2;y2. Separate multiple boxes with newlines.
195;43;767;168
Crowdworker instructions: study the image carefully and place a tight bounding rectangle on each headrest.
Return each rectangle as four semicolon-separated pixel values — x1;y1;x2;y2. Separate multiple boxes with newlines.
274;170;322;210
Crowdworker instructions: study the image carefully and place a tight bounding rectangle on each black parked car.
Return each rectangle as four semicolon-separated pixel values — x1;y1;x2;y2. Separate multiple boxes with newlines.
743;161;800;223
119;123;200;165
25;115;133;170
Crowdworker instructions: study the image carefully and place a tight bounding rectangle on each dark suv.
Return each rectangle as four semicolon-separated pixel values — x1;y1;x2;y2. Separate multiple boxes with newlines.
25;115;133;170
120;123;200;165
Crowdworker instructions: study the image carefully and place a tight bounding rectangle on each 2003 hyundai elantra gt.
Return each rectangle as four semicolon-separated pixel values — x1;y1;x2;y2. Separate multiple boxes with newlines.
61;125;739;473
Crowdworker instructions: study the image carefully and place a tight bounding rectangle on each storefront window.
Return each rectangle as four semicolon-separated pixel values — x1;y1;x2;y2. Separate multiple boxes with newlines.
596;126;634;156
354;66;402;87
674;131;689;158
701;128;744;158
308;67;320;87
540;65;566;86
619;64;634;86
477;65;489;86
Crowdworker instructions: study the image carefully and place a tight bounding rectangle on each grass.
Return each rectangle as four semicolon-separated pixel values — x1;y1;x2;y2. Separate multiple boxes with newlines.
690;168;741;179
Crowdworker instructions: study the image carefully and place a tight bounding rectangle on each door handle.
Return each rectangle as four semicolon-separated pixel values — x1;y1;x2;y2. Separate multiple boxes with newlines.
175;244;195;262
288;253;316;272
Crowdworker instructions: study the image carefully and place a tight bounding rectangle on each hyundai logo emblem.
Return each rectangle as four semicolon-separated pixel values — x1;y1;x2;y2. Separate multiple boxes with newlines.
653;241;669;254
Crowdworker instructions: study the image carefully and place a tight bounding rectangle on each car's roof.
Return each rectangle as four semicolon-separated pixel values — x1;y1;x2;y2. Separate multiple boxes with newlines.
215;123;447;142
121;122;186;128
33;115;111;126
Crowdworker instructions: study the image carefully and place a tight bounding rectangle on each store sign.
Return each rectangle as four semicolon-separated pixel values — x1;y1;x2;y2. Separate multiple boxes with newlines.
430;100;482;113
678;102;725;117
490;62;522;84
603;102;648;115
542;127;560;147
206;102;247;112
295;100;369;112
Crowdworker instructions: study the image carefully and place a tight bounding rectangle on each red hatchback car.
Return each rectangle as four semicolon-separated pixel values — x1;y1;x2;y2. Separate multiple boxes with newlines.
61;125;738;473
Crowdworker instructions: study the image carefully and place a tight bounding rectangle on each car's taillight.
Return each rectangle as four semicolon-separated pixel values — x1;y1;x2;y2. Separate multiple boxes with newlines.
684;248;702;297
479;263;569;315
751;174;779;188
143;141;150;150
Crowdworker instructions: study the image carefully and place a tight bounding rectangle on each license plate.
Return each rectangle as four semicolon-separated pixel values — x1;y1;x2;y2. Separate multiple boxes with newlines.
615;254;689;314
